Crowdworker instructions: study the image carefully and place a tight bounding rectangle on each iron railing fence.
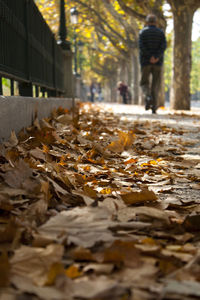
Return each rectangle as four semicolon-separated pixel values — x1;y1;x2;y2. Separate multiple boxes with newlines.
0;0;65;96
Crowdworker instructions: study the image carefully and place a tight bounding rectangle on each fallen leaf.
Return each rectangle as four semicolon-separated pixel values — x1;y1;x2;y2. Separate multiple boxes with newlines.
0;252;10;287
121;189;157;205
10;244;64;286
65;265;83;279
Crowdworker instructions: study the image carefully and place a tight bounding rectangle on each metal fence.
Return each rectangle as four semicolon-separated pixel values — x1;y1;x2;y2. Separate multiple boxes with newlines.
0;0;65;96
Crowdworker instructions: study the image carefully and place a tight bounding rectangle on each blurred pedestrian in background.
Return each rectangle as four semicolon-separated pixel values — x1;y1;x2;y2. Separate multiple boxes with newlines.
117;81;128;104
139;14;166;114
90;81;96;102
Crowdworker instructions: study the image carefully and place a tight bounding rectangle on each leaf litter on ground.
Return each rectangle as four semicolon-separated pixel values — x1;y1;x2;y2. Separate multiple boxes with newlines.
1;103;200;299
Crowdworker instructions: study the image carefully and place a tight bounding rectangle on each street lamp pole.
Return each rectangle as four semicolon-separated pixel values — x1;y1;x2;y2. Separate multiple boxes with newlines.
70;7;79;76
74;29;78;75
77;40;84;74
57;0;74;99
58;0;71;50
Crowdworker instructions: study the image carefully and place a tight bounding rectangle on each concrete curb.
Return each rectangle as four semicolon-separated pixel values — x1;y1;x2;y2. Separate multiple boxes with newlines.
0;96;75;142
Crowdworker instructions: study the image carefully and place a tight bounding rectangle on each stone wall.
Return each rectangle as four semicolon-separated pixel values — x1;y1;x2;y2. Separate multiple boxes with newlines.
0;96;74;142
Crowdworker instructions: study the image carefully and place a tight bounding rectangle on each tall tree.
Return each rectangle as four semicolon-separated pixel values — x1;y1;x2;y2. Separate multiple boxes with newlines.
167;0;200;110
70;0;141;103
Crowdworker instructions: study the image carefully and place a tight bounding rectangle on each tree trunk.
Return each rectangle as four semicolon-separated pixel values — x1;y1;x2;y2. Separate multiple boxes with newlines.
119;59;127;82
169;4;194;110
157;66;165;107
131;49;140;104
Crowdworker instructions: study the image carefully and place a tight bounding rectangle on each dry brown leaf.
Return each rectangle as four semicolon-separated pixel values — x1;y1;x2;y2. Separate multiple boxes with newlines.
98;240;142;268
183;214;200;231
0;195;13;211
0;219;19;243
35;207;115;248
3;159;33;189
83;185;97;199
10;244;64;286
4;131;18;148
73;277;130;300
121;189;157;205
83;263;114;275
133;206;171;225
56;113;72;124
107;131;135;153
71;246;95;262
11;274;73;300
30;148;46;161
0;252;10;287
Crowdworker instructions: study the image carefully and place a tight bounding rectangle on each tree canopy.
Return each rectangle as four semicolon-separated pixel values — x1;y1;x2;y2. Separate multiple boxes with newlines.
35;0;200;109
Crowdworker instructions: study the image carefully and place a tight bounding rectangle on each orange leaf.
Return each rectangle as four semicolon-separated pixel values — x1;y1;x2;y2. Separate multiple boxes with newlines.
121;189;157;205
65;265;82;279
124;158;138;165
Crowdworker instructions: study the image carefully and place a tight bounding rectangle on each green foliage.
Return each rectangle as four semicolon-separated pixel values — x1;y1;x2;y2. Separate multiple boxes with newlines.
164;36;200;95
164;33;172;92
2;78;10;88
191;38;200;94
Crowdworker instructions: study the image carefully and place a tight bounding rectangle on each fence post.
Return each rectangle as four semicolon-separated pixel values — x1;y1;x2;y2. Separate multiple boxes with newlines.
19;0;32;97
63;50;74;98
57;0;74;98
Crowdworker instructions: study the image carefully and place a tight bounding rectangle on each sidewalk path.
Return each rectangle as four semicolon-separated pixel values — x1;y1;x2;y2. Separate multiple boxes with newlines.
1;102;200;300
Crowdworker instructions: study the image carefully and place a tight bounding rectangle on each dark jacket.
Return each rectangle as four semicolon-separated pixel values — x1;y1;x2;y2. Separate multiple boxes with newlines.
118;83;128;95
139;25;166;67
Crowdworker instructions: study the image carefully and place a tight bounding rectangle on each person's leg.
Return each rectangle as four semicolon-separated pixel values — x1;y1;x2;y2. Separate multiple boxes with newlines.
140;65;151;96
123;93;127;104
151;65;161;113
91;92;94;102
140;65;152;110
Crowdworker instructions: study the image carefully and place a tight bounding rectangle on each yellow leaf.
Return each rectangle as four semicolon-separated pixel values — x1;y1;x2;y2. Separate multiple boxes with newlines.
42;145;49;153
100;188;112;195
45;262;65;286
149;160;158;165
